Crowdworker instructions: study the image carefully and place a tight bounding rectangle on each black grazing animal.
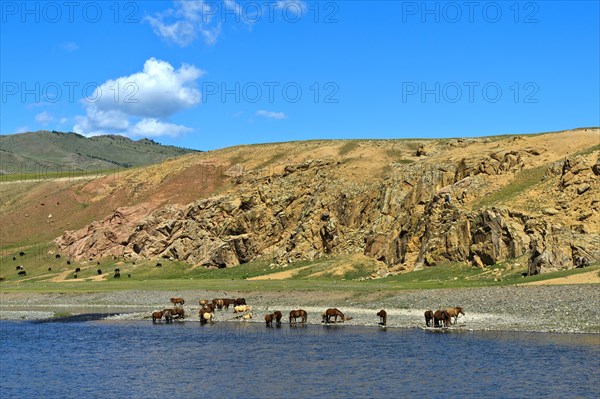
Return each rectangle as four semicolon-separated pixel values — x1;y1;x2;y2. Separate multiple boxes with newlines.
156;263;162;268
55;254;61;259
48;268;52;272
73;273;78;279
75;268;81;273
13;257;16;261
97;261;100;265
114;272;121;278
114;268;120;273
16;265;24;271
97;269;102;275
18;271;27;276
127;274;131;278
19;252;25;257
67;260;71;265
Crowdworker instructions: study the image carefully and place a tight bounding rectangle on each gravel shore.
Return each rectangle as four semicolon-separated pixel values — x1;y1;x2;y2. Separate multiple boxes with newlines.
1;285;598;333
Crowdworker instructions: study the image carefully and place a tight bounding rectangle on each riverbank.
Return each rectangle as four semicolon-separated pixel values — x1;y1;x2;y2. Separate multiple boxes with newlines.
1;284;598;333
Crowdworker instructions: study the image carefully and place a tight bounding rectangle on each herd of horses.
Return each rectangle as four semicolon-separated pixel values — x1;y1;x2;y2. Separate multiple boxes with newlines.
151;297;465;329
424;307;465;328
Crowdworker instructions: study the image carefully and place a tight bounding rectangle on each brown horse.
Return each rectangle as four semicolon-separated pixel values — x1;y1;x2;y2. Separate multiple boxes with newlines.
152;311;163;323
433;310;451;328
223;298;236;310
289;309;308;325
214;299;225;310
264;313;274;327
424;310;434;327
164;307;185;319
163;310;173;323
203;303;216;313
273;311;283;326
445;307;465;324
170;297;185;306
377;309;387;326
323;308;352;323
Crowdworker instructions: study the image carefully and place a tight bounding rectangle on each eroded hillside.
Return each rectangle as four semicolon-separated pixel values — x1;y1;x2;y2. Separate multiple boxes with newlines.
4;129;599;275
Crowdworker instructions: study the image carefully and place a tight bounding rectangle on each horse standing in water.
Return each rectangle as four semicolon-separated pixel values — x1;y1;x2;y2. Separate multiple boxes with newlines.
273;311;283;326
152;311;163;323
433;310;451;328
377;310;387;326
445;307;465;324
289;309;308;325
424;310;434;327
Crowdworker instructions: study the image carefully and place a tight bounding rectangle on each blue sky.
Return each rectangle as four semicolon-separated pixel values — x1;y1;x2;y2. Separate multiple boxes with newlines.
1;1;599;150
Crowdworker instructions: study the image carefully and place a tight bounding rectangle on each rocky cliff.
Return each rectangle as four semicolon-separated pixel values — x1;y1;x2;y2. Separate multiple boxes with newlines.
55;129;600;275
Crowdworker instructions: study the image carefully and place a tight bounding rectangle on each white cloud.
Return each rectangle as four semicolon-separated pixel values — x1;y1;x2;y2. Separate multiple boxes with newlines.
60;41;79;52
73;58;201;138
145;0;225;46
129;118;192;138
35;111;54;125
59;117;69;125
15;126;29;133
256;110;286;120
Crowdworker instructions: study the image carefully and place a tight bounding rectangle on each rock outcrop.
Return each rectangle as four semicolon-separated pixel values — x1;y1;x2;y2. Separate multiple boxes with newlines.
55;135;600;274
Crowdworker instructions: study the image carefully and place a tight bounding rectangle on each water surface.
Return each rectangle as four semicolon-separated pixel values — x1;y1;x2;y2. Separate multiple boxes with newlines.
1;320;598;398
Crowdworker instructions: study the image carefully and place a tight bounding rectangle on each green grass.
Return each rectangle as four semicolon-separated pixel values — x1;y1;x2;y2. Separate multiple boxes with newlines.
338;141;362;156
473;166;547;209
2;245;597;294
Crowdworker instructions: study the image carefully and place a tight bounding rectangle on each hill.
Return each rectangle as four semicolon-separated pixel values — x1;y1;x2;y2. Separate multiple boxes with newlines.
0;128;598;284
0;131;199;175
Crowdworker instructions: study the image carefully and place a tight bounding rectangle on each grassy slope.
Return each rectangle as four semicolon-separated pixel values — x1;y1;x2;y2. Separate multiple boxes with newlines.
0;131;198;174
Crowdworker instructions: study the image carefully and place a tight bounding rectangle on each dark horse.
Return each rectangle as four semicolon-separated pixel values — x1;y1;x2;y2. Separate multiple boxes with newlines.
264;313;274;327
273;311;283;326
433;310;451;328
323;308;352;323
377;309;387;326
289;309;308;325
424;310;434;327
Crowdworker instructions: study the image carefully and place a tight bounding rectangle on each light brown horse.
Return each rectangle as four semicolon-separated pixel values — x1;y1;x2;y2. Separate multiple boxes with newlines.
273;311;283;326
199;299;209;307
199;308;214;324
377;309;387;326
214;299;225;310
445;307;465;324
289;309;308;325
152;311;163;323
323;308;352;323
424;310;434;327
433;310;451;328
170;297;185;306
